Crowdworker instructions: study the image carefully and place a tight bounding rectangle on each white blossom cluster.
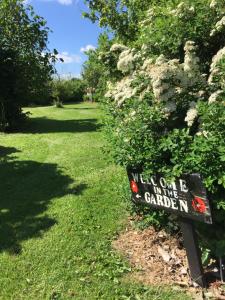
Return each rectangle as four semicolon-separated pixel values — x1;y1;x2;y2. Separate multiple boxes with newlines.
117;49;136;74
209;46;225;74
170;2;195;18
147;57;183;103
209;0;225;10
105;76;137;107
208;47;225;92
184;102;198;127
210;0;218;9
105;36;225;129
208;90;224;104
139;8;155;28
110;44;128;53
183;41;200;76
210;16;225;36
208;46;225;103
105;41;203;122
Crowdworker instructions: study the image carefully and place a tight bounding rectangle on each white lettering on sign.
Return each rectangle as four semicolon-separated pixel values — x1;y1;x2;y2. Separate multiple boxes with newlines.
179;199;188;213
151;194;157;204
154;187;162;194
144;192;188;212
132;173;188;194
150;177;157;186
156;194;164;206
145;192;151;203
163;196;171;208
167;182;177;191
180;179;189;193
131;172;190;214
159;177;167;188
145;192;157;204
131;173;139;182
140;174;145;184
173;190;178;199
171;198;178;210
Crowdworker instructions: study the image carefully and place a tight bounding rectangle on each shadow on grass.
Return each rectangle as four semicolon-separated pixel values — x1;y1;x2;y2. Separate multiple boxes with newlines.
22;118;101;134
0;146;20;159
0;146;86;255
64;107;98;110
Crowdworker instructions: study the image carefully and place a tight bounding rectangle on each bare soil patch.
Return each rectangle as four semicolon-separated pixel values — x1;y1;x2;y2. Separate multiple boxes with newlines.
112;220;225;299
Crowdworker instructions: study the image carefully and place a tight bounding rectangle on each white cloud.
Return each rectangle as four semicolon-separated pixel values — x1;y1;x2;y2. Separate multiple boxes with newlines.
56;51;82;64
80;44;96;53
39;0;74;5
25;0;77;5
57;0;73;5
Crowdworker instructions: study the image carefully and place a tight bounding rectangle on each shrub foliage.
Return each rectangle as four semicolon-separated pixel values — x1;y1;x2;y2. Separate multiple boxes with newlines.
85;0;225;257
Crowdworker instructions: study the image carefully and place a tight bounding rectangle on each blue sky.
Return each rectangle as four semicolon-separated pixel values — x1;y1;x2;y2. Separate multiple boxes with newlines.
26;0;103;78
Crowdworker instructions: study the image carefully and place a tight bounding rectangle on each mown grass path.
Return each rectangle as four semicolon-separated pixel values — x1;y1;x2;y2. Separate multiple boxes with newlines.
0;103;190;299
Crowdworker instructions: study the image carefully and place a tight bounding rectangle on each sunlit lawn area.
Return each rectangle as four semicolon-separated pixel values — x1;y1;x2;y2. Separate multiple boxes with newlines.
0;103;190;299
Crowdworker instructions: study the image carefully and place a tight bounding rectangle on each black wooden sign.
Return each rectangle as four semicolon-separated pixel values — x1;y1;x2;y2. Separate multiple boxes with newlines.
127;168;213;287
127;169;212;224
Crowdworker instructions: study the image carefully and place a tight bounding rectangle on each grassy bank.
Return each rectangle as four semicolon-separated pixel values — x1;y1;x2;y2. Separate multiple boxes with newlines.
0;103;190;299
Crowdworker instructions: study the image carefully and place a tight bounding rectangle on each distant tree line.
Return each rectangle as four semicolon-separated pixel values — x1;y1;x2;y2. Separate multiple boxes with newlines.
51;78;85;108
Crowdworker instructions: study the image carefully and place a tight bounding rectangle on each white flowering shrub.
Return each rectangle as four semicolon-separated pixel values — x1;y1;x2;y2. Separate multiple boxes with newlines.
138;0;225;64
102;0;225;257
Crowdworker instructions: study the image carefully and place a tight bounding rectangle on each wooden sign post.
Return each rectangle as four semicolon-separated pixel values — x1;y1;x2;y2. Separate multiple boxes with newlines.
127;168;212;288
180;218;206;287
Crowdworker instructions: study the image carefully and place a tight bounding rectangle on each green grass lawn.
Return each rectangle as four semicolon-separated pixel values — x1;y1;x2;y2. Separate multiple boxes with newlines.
0;103;191;300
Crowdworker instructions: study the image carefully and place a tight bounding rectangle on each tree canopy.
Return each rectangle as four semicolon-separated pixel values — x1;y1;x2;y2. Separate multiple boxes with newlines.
0;0;56;131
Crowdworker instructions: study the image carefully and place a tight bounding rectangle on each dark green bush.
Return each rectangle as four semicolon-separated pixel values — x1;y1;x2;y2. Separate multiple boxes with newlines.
0;0;56;131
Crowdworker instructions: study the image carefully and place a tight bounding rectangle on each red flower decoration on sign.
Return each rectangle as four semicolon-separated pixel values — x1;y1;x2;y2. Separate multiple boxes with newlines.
192;196;206;214
130;180;139;193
